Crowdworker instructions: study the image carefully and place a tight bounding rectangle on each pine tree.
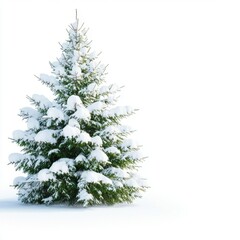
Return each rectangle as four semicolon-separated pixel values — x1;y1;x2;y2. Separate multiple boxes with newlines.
9;13;147;206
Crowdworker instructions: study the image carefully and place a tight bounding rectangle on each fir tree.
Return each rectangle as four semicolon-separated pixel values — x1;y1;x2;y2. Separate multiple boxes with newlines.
9;13;147;206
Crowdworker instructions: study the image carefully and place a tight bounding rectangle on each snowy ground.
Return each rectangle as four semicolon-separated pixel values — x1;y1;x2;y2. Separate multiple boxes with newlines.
0;189;174;240
0;191;183;240
1;182;240;240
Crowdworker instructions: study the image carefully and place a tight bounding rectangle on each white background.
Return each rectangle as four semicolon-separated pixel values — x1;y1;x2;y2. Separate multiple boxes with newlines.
0;0;240;239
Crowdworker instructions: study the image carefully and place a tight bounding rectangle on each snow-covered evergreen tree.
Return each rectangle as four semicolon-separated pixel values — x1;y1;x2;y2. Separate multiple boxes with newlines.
9;14;147;206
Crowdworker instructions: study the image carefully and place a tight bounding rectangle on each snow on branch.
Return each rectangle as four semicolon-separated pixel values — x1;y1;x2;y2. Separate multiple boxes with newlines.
35;129;59;144
80;170;112;185
28;94;52;109
19;107;41;119
38;74;58;86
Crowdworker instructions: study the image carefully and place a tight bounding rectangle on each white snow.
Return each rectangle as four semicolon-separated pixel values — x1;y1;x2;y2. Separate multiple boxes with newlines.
46;119;51;127
34;156;48;167
99;85;109;94
39;74;58;86
80;83;98;94
13;176;26;185
49;158;74;174
77;189;93;201
97;64;106;74
125;178;139;188
89;51;97;59
71;63;82;77
119;125;133;133
62;125;80;138
47;107;65;121
48;149;60;156
67;95;82;111
9;153;25;163
81;63;88;71
106;95;117;104
88;62;95;72
87;101;105;112
27;118;40;129
104;146;121;154
73;106;90;121
32;94;52;109
75;154;87;163
42;196;54;204
80;47;87;55
89;148;109;163
121;139;138;149
99;84;120;101
3;169;166;236
86;83;97;92
123;150;142;160
8;153;20;163
61;42;70;50
124;174;145;188
72;50;80;62
12;130;26;141
113;180;123;187
20;107;41;119
81;170;112;185
68;118;80;128
104;106;134;117
103;167;129;178
91;136;103;146
102;126;120;135
77;132;91;143
35;130;58;144
100;126;120;141
52;62;66;76
9;154;48;167
38;169;55;182
106;126;120;134
12;130;35;141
